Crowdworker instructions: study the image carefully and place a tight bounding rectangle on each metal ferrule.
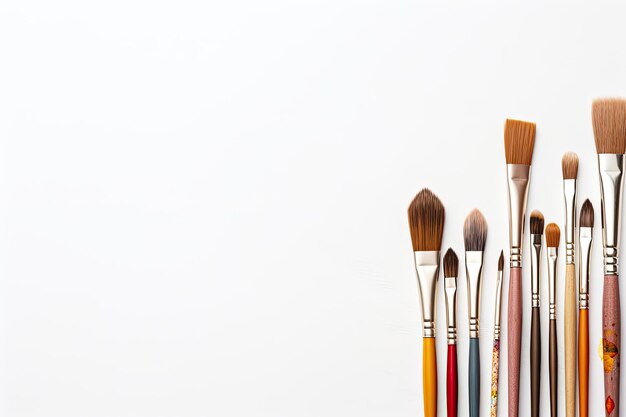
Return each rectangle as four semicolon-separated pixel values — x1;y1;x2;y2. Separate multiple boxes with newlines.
579;226;593;309
530;233;542;308
563;179;577;264
598;154;625;275
413;251;440;338
548;246;559;320
465;251;484;338
444;277;457;345
507;164;531;267
493;268;504;340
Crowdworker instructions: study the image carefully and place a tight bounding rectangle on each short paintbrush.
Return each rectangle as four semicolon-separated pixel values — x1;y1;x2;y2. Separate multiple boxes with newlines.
593;98;626;417
490;251;504;417
529;210;544;417
546;223;561;417
504;119;536;417
578;199;594;417
443;248;458;417
408;189;445;417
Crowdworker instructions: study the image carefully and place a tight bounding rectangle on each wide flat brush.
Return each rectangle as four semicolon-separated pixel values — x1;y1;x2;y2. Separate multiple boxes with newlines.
490;251;504;417
546;223;561;417
562;152;579;417
529;210;544;417
504;118;536;417
408;189;445;417
443;248;458;417
593;98;626;417
464;209;487;417
578;199;594;417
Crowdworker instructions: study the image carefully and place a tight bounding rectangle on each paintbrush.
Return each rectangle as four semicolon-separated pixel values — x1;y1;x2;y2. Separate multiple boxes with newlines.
530;210;544;417
490;251;504;417
562;152;579;417
578;199;594;417
408;188;445;417
593;98;626;417
444;248;458;417
504;118;536;417
464;209;487;417
546;223;560;417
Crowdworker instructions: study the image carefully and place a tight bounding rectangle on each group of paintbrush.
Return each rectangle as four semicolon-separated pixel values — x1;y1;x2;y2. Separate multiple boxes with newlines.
408;98;626;417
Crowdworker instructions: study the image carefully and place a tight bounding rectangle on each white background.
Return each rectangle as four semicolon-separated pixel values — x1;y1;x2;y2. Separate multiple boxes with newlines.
1;1;626;416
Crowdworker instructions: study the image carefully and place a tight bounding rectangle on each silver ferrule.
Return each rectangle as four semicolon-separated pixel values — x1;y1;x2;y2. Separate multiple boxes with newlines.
579;226;593;309
530;233;542;308
507;164;531;267
548;246;558;319
493;268;504;340
598;154;625;275
465;251;484;338
444;277;457;345
413;251;440;338
563;179;577;264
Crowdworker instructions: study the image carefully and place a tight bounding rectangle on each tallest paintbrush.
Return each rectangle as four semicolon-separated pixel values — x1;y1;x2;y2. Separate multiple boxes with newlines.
592;98;626;417
504;119;536;417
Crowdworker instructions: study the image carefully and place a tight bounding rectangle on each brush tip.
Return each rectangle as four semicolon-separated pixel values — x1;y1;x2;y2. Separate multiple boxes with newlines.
561;152;579;179
463;208;487;251
443;248;458;278
530;210;545;235
407;188;445;252
580;199;594;228
504;119;536;165
545;223;561;247
498;250;504;271
592;98;626;154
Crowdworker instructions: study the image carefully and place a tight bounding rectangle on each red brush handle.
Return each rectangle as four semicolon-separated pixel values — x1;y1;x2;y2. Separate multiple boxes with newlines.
603;274;620;416
508;266;522;417
447;344;457;417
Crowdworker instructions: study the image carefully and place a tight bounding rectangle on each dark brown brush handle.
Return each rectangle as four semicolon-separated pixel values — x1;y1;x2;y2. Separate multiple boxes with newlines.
508;267;522;417
603;274;620;417
550;318;558;417
531;306;540;417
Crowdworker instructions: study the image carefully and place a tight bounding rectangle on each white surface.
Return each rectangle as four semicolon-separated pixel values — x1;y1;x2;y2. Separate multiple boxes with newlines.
1;1;626;416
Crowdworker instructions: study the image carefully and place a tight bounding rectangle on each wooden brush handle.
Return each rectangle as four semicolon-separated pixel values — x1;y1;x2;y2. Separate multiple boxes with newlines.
469;338;480;417
565;263;577;417
530;306;541;417
447;344;457;417
490;338;500;417
508;266;522;417
423;337;437;417
579;308;589;417
603;274;620;417
550;318;558;417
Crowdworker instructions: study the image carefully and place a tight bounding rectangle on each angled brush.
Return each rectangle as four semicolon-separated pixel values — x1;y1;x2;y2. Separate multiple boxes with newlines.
490;251;504;417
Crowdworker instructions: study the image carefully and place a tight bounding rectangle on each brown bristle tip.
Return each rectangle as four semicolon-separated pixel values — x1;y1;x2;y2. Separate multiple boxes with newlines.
561;152;579;179
530;210;544;235
592;98;626;154
407;188;445;251
498;250;504;271
504;119;536;165
443;248;458;278
545;223;560;247
463;209;487;251
580;199;594;228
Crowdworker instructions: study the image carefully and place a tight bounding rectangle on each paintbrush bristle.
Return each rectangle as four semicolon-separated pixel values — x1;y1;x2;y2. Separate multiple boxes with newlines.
463;209;487;251
545;223;560;248
504;119;536;165
498;250;504;271
407;188;445;251
443;248;458;278
561;152;579;179
592;98;626;154
530;210;544;235
580;199;594;228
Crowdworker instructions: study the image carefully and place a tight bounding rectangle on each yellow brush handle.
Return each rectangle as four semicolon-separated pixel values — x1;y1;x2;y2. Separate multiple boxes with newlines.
565;264;577;417
423;337;437;417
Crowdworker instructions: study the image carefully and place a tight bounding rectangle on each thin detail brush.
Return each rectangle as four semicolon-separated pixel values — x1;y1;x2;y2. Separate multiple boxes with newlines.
444;248;458;417
579;200;594;417
490;251;504;417
546;223;561;417
530;210;544;417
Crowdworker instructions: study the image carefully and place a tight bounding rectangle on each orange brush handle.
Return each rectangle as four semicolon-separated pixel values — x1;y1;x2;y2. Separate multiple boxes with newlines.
423;337;437;417
579;309;589;417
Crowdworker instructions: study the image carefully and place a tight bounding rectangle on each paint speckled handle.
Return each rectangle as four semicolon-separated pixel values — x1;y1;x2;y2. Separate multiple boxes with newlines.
603;274;620;417
490;338;500;417
447;344;457;417
508;266;522;417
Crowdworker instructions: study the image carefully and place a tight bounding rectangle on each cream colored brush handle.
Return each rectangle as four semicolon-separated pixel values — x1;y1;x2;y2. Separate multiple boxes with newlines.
564;264;577;417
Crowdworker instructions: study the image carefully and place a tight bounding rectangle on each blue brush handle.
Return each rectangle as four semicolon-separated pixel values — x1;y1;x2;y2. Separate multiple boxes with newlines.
469;338;480;417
